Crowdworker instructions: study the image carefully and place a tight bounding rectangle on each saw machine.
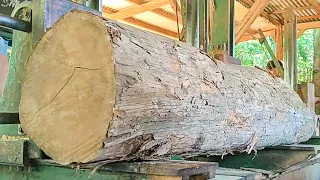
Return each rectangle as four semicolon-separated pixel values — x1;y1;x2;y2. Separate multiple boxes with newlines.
0;0;320;180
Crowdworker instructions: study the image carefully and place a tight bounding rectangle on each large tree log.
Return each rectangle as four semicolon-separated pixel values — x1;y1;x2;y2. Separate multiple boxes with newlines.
20;10;315;165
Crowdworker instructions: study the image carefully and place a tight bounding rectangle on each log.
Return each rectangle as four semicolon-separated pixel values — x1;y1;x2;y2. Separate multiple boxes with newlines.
20;10;315;165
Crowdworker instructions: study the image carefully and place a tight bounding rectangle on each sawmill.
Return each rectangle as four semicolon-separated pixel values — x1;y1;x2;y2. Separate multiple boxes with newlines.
1;0;320;179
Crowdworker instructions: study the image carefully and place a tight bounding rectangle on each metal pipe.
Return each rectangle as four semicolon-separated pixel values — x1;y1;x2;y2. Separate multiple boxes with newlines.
0;31;12;40
0;13;31;32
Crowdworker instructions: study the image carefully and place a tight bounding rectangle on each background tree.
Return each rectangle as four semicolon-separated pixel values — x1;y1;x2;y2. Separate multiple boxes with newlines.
235;30;314;83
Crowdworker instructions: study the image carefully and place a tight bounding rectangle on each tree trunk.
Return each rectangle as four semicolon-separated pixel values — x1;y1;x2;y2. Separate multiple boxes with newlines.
20;10;315;165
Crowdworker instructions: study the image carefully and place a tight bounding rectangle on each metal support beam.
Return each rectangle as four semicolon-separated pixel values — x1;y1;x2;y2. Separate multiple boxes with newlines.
209;0;235;56
283;8;298;91
0;13;31;32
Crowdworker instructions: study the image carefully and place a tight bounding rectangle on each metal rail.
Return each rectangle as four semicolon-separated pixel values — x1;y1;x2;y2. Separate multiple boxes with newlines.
0;13;31;32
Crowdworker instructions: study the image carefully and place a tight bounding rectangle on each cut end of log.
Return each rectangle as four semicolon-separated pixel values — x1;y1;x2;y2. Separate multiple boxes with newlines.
19;11;115;165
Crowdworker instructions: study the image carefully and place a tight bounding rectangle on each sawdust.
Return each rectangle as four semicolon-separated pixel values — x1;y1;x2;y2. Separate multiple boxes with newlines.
1;134;29;141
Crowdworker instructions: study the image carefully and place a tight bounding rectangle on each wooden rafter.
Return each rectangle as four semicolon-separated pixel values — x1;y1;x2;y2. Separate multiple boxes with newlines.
126;0;182;24
102;6;178;39
104;0;168;20
298;21;320;29
298;14;320;21
239;0;282;26
239;30;274;42
166;0;183;25
235;0;271;44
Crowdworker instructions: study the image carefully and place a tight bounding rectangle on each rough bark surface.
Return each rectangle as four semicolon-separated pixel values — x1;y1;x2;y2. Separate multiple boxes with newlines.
20;10;315;165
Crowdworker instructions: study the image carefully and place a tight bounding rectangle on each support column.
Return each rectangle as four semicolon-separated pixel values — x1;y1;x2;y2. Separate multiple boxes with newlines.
209;0;235;56
313;29;320;114
275;26;283;61
283;8;297;91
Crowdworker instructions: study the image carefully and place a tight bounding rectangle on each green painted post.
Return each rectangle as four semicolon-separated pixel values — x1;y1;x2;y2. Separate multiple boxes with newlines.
209;0;235;56
0;3;32;114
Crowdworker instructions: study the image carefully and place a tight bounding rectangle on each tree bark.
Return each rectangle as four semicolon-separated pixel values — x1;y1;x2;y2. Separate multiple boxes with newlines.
20;10;315;165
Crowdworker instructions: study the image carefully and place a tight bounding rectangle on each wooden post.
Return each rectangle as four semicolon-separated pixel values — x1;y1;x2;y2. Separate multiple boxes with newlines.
299;82;318;136
283;8;297;91
275;26;283;61
313;29;320;114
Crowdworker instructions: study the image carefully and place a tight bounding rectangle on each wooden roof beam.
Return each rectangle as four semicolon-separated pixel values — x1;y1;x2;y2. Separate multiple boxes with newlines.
235;0;271;44
239;0;282;26
126;0;182;24
298;21;320;30
102;6;178;39
239;30;274;42
298;14;320;21
104;0;168;20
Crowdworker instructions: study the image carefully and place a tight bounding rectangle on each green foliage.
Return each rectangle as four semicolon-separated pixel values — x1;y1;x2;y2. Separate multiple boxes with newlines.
235;30;314;83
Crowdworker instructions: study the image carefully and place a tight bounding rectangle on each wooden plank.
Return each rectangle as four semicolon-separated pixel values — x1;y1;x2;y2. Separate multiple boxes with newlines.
239;0;281;26
104;0;168;20
126;0;182;24
235;0;271;44
102;6;178;39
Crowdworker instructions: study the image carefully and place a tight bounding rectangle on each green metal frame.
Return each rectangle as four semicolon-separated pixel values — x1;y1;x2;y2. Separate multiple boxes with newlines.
209;0;235;56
